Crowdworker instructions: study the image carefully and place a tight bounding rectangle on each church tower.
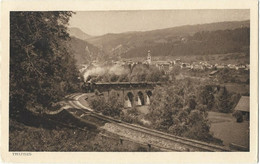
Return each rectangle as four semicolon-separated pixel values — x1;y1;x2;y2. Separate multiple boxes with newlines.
147;50;152;64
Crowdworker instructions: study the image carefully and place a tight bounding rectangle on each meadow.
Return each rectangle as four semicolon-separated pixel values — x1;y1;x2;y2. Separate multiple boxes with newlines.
208;111;249;149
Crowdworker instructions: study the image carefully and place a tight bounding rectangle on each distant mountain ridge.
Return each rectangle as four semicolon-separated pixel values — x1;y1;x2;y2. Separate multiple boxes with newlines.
85;20;250;57
68;20;250;64
68;37;106;65
121;27;250;58
68;27;93;40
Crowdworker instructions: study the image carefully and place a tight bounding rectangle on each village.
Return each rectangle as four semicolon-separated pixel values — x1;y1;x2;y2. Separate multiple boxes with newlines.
107;50;250;74
78;50;250;86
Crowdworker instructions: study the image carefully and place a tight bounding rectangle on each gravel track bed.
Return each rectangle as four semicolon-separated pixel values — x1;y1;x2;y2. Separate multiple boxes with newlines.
102;123;200;151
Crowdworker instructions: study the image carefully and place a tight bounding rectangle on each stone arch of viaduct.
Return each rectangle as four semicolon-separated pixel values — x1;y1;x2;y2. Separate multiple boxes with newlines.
123;88;152;108
87;82;159;108
105;88;153;108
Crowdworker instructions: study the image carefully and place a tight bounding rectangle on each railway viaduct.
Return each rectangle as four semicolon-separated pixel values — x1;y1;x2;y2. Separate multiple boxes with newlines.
83;82;161;108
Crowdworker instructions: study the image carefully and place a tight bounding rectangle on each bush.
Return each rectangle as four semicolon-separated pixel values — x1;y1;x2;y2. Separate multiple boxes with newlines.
120;112;135;124
126;107;139;116
120;108;144;125
215;87;233;113
89;90;123;117
232;110;243;122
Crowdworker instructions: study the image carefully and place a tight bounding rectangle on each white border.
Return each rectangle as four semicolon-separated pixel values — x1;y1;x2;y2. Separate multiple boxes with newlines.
1;0;258;163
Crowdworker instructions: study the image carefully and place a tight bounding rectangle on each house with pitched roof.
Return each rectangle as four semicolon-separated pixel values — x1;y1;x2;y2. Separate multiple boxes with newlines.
234;96;249;120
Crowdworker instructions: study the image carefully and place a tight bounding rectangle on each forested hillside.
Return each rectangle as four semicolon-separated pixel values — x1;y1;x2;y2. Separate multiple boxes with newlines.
86;20;249;56
68;37;106;64
122;27;249;58
68;21;249;62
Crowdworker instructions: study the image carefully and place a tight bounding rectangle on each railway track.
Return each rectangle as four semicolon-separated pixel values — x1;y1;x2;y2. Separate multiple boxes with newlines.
89;112;229;152
65;93;230;152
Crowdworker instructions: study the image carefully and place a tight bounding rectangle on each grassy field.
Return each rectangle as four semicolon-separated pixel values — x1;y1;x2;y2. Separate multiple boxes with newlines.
9;110;157;152
208;111;249;149
125;52;249;65
179;53;249;65
225;83;249;95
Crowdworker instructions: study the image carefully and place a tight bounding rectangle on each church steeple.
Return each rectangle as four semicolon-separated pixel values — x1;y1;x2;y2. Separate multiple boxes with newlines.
147;50;151;64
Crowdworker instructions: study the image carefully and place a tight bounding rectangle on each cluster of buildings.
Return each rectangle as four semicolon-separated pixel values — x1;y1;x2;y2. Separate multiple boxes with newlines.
97;50;250;74
180;61;250;71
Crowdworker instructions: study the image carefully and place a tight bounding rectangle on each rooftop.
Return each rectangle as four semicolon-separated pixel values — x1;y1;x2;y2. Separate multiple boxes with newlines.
234;96;249;112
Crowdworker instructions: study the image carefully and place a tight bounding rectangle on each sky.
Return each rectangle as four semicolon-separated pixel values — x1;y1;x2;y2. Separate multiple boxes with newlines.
69;9;249;36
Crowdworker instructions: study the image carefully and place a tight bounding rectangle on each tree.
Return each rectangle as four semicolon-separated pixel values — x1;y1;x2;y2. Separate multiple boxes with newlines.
147;79;214;142
10;12;79;115
199;85;215;110
129;64;167;82
89;90;123;117
232;110;243;123
169;65;181;80
215;87;232;113
145;67;163;82
129;64;149;82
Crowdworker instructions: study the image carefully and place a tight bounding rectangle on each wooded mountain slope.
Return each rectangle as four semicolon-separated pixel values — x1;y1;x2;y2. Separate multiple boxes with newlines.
121;27;250;58
69;20;250;63
86;20;249;56
68;37;106;64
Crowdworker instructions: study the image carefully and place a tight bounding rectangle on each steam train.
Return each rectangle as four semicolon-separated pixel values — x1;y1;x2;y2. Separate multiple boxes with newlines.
81;81;161;93
81;82;97;93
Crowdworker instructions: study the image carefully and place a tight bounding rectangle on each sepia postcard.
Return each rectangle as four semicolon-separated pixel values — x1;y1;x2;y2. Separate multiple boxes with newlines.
1;0;258;163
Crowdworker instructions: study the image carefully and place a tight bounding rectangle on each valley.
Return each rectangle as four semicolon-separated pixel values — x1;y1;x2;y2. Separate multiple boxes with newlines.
68;20;249;66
